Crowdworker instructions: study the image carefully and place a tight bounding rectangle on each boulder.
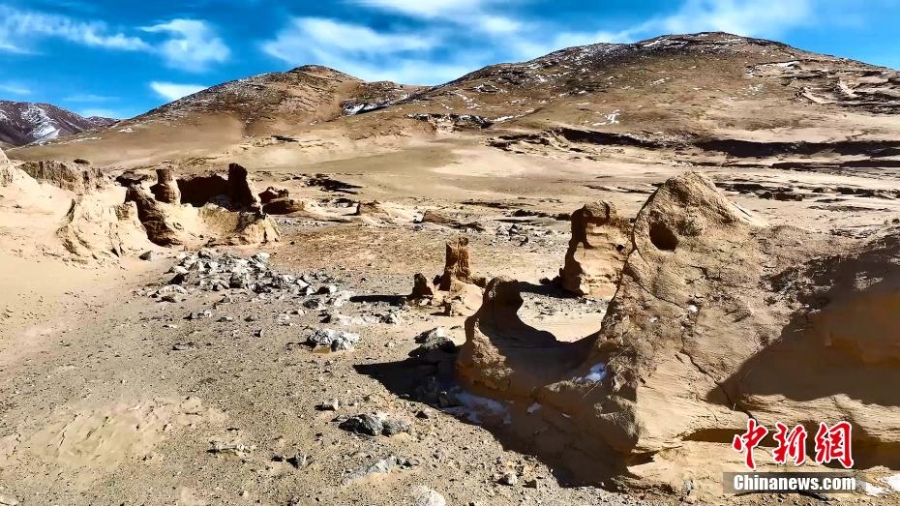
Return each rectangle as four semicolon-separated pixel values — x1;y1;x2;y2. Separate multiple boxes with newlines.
559;201;630;298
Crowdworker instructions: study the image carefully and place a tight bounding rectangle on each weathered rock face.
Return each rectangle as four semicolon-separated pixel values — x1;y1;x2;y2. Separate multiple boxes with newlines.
457;278;588;399
125;186;183;246
201;206;280;246
456;171;900;491
19;160;102;193
150;166;182;204
0;148;12;186
56;199;148;260
227;163;260;209
177;163;261;210
440;238;486;290
559;201;630;298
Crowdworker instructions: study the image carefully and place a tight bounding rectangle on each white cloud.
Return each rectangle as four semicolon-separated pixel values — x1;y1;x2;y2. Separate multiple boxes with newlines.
263;18;435;62
0;5;149;52
263;17;462;84
348;0;505;19
0;83;31;96
477;15;523;35
143;19;230;71
650;0;815;38
63;94;115;103
150;81;208;102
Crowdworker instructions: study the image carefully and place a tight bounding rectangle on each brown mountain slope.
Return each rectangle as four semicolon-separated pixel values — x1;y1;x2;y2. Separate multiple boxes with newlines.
10;32;900;168
11;66;419;166
0;100;116;147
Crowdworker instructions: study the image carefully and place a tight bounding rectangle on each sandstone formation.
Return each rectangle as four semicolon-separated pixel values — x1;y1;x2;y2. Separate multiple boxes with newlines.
149;166;182;204
440;238;486;290
177;163;261;210
259;186;289;204
202;206;280;246
227;163;260;209
19;160;102;193
56;199;148;260
559;201;630;298
409;273;435;299
125;186;183;246
0;148;12;186
456;171;900;491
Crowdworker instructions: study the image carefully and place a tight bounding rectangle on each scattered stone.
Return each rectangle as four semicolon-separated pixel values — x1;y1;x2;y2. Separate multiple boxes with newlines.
499;473;518;486
414;327;456;353
343;455;415;483
286;453;308;469
0;492;19;506
208;441;253;458
316;398;340;411
306;328;360;352
381;311;403;325
139;251;154;261
338;414;383;436
411;486;446;506
381;418;412;436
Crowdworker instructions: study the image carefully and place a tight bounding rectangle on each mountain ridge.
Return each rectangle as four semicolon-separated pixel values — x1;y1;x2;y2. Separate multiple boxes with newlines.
0;100;116;148
10;31;900;166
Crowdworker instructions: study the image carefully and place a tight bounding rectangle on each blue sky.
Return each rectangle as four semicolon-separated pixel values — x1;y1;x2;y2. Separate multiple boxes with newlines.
1;0;898;119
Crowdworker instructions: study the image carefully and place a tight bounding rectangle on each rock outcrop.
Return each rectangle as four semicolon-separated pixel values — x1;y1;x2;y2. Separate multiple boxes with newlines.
559;201;630;298
421;210;485;232
456;171;900;492
177;163;261;210
201;206;280;246
125;186;183;246
259;186;289;204
0;148;12;186
440;238;486;290
262;198;306;215
150;166;182;204
410;273;435;299
56;199;149;260
227;163;260;209
19;160;102;193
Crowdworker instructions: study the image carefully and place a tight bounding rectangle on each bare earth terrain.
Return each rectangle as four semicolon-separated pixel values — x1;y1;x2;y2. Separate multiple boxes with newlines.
2;32;900;505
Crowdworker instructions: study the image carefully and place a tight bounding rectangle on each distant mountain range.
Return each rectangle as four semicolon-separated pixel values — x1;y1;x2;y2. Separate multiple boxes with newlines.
0;100;116;148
